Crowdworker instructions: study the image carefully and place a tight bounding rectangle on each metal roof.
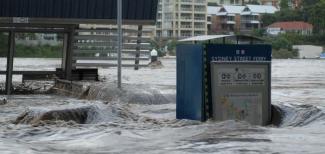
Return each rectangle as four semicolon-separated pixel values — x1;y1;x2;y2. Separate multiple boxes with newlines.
0;0;158;24
178;35;264;42
178;35;232;42
207;6;221;15
243;5;278;14
268;21;313;30
220;5;245;14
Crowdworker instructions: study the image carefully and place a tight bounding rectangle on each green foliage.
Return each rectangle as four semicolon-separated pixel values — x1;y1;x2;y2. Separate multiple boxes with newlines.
15;44;62;58
247;0;260;5
261;14;277;27
0;32;62;58
280;0;289;10
272;48;299;59
166;39;178;56
307;0;325;33
268;32;300;59
268;35;292;51
251;29;266;37
150;38;168;57
275;10;304;22
261;9;304;28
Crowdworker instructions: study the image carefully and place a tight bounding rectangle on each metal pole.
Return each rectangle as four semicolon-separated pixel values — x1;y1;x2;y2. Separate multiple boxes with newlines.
5;31;15;95
134;25;143;70
117;0;122;89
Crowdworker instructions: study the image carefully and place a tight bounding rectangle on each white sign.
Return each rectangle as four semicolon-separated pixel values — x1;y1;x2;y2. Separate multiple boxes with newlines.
217;67;265;86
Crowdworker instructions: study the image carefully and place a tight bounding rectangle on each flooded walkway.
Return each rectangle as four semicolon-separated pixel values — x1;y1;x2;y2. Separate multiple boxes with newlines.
1;58;325;153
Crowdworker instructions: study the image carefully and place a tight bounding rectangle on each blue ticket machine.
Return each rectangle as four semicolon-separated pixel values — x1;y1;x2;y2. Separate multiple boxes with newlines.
176;44;272;125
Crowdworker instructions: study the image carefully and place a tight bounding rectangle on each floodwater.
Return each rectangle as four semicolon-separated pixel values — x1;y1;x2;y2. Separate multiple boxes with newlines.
1;58;325;153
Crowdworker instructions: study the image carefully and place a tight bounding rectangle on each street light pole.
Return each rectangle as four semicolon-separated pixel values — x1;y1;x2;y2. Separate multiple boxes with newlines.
117;0;122;89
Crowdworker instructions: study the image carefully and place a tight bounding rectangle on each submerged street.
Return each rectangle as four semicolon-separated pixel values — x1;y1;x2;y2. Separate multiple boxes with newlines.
0;58;325;153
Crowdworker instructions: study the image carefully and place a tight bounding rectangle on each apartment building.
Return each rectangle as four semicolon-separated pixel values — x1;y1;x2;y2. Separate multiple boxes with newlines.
208;0;279;7
210;5;245;34
208;0;247;5
156;0;208;38
207;6;221;33
240;5;277;33
208;4;277;34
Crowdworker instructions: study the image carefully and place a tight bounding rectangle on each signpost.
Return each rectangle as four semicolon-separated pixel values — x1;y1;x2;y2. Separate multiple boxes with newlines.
117;0;122;89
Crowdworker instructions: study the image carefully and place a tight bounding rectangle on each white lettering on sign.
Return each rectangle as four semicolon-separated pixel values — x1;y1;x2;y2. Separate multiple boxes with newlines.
12;17;29;24
211;56;267;61
217;67;265;86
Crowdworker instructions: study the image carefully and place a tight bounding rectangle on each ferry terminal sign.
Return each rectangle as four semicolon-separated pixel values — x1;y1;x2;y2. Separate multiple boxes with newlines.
206;44;272;125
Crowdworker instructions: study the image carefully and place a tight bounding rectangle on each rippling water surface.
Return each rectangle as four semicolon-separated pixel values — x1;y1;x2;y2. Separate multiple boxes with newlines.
1;58;325;153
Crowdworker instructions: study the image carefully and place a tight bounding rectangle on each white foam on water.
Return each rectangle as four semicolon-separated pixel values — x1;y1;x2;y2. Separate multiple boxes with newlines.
0;58;325;153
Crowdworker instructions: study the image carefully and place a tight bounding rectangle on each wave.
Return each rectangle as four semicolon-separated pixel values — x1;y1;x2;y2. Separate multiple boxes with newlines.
272;103;325;127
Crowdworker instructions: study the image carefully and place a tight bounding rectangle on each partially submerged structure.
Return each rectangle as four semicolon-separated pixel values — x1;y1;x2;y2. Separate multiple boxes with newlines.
0;0;158;94
177;35;272;125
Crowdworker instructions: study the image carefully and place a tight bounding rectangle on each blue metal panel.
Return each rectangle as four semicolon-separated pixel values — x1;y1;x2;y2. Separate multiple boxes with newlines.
0;0;158;20
176;44;204;121
205;44;272;118
206;44;272;62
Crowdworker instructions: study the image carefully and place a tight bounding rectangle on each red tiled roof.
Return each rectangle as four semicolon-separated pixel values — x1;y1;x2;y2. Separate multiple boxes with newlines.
268;21;313;30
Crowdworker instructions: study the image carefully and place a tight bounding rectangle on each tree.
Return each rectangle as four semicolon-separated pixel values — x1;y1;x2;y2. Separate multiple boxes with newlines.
307;0;325;33
280;0;289;10
261;14;277;27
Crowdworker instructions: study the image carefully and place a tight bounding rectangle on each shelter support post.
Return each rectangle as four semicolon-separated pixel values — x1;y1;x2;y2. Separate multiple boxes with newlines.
5;31;15;95
134;25;143;70
63;26;75;80
62;33;68;72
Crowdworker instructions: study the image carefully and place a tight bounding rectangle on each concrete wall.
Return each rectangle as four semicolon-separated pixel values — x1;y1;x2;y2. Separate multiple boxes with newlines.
293;45;323;59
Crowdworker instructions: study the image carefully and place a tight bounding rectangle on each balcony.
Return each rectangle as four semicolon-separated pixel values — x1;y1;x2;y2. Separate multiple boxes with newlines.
180;8;193;12
194;0;207;5
220;19;236;24
194;17;206;21
180;17;193;21
194;8;206;12
180;0;193;3
241;20;260;24
194;25;206;29
180;25;193;29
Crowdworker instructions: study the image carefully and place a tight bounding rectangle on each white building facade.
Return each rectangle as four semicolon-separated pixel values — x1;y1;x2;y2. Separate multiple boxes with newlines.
156;0;208;38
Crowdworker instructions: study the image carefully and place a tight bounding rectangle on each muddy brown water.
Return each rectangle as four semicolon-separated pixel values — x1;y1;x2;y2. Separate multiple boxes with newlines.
1;58;325;153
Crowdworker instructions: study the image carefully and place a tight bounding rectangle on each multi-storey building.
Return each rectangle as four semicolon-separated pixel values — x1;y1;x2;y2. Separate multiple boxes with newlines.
156;0;208;38
210;5;245;34
208;0;247;5
208;4;277;34
208;0;279;7
207;6;221;33
240;5;277;33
